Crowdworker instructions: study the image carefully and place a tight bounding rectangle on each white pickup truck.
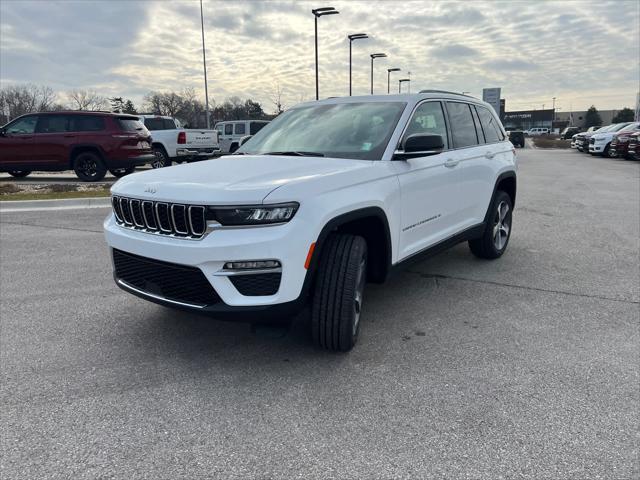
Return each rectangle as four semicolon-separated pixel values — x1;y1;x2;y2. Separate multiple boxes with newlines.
138;115;220;168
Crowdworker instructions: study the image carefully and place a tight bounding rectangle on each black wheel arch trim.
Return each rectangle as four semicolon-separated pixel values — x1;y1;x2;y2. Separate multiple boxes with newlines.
486;171;517;221
299;206;392;300
69;143;106;168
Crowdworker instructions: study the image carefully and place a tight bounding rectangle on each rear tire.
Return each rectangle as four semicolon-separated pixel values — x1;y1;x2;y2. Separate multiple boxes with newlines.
469;190;513;259
109;166;135;178
73;152;106;182
151;147;171;168
8;170;31;178
311;234;367;352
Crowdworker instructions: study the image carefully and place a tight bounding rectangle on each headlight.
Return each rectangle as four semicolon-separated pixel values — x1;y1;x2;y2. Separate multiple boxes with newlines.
207;202;299;226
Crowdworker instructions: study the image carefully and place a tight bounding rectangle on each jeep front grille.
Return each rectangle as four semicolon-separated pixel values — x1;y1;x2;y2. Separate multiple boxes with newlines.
112;196;207;239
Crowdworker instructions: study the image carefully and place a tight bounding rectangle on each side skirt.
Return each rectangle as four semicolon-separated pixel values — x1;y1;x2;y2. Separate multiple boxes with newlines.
388;223;485;277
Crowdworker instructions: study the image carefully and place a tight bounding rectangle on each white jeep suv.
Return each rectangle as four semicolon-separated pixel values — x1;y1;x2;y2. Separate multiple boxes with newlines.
104;92;517;351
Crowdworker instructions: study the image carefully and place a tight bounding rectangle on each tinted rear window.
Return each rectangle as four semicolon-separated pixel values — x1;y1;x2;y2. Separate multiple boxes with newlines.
446;102;478;148
118;118;145;132
70;115;105;132
250;122;268;135
143;118;176;130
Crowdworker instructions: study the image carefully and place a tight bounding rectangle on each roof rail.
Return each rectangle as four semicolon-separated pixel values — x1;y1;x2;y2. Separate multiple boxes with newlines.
419;89;474;97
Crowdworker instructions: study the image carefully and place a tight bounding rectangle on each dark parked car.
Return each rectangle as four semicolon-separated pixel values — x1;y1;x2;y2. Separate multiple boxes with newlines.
560;126;580;139
625;132;640;160
507;130;525;147
0;111;154;181
610;124;640;158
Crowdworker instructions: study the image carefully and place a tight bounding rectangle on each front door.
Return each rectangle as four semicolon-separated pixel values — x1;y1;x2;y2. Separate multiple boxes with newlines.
220;123;234;152
0;115;39;169
394;101;463;260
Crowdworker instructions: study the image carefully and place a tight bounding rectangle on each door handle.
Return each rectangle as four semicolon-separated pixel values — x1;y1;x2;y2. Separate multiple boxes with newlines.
484;152;496;159
444;158;459;168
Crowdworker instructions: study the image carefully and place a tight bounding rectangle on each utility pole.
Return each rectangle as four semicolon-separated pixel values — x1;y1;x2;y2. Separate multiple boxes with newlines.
200;0;210;128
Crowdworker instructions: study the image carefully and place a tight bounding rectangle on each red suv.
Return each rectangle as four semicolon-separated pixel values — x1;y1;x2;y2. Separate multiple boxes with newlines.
0;111;154;181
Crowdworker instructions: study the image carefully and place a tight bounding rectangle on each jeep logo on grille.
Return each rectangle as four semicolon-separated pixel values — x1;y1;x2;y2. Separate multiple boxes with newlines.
144;186;156;194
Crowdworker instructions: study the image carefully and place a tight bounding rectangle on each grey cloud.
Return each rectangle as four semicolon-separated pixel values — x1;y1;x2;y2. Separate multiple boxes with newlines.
483;59;539;72
430;44;479;59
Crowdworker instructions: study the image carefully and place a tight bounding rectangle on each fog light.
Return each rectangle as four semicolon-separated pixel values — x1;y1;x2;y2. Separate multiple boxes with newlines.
224;260;281;270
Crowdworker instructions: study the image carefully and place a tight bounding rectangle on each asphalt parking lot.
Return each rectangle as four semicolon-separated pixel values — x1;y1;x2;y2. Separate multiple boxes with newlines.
1;148;638;479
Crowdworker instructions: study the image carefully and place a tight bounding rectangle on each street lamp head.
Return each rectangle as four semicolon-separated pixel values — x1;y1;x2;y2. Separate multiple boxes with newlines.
399;79;410;83
348;33;368;40
387;67;401;73
312;7;339;17
371;53;387;59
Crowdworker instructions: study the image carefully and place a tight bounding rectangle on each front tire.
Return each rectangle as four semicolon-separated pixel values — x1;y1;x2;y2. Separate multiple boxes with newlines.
469;190;513;259
311;234;367;352
151;147;171;168
8;170;31;178
73;152;106;182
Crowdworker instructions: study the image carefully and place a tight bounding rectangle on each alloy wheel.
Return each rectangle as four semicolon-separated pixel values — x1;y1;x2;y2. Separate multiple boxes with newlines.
493;201;510;251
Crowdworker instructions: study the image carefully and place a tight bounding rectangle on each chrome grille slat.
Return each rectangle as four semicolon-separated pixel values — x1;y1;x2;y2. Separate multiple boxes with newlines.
111;196;208;240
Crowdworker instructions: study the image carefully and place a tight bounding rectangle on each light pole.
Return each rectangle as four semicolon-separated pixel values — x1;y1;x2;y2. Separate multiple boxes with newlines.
387;68;400;94
312;7;339;100
199;0;210;128
370;53;386;95
398;78;410;93
552;97;556;121
348;33;368;96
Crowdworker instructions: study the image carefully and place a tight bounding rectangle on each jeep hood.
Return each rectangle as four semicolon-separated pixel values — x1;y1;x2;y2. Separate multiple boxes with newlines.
111;154;372;204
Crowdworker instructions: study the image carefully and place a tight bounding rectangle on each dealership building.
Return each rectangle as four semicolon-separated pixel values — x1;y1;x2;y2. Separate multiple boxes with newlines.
500;108;627;131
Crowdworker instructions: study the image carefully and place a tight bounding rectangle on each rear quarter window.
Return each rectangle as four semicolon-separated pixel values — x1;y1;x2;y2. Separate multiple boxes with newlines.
476;106;504;143
70;115;105;132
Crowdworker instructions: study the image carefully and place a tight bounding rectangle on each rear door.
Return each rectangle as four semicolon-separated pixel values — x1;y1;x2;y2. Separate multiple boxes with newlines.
443;101;490;229
0;115;39;168
394;101;463;259
34;114;72;166
220;123;234;152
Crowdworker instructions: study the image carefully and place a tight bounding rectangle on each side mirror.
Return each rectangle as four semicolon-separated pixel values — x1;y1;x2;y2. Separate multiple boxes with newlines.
393;133;444;159
239;135;253;146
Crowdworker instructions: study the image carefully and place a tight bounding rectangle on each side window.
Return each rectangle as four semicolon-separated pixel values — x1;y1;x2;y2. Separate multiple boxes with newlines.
470;106;485;144
215;124;223;134
404;101;449;149
36;115;69;133
476;106;504;143
143;118;165;131
234;123;246;135
71;116;105;132
250;122;267;135
163;118;177;129
446;102;478;148
6;116;38;134
224;124;233;135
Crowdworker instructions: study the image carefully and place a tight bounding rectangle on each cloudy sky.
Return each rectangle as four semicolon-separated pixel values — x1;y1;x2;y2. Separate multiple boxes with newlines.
1;0;638;114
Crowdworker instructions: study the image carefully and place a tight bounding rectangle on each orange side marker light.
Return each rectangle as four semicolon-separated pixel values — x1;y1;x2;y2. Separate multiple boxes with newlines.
304;242;316;269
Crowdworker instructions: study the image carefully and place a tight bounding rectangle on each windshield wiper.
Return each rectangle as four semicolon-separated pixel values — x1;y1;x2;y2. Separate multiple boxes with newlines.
261;151;325;157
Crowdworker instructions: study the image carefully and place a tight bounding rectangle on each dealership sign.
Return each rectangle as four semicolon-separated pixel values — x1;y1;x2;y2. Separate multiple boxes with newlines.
482;88;501;114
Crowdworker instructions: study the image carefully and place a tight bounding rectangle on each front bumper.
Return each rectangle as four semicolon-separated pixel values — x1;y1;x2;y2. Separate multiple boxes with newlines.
589;141;606;153
176;147;220;158
104;213;315;318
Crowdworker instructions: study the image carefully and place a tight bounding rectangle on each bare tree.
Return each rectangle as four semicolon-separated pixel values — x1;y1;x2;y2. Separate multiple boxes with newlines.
66;89;108;111
0;84;57;120
269;82;285;115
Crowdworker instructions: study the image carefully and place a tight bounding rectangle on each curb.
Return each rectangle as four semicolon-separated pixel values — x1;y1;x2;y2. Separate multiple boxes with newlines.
0;196;111;213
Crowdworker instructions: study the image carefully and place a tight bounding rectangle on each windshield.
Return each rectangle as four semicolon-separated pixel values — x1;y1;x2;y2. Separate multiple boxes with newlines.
237;102;407;160
618;123;638;132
